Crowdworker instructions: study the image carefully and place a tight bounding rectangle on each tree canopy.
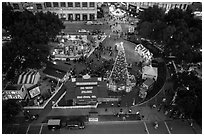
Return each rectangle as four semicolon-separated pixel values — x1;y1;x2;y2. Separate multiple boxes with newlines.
2;3;64;80
137;5;202;64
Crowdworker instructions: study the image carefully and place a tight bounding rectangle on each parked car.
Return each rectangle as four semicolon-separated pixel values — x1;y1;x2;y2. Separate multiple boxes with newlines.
85;21;93;25
78;29;89;33
93;21;103;25
66;119;85;129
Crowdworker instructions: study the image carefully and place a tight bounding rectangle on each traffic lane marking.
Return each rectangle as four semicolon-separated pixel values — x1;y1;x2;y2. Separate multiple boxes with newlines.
164;121;171;134
27;124;42;134
143;121;149;134
39;123;44;134
16;124;30;134
165;120;195;134
145;121;169;134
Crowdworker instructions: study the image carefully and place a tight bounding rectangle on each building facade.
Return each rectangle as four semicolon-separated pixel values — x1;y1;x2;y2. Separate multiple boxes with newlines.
127;2;192;13
8;2;97;21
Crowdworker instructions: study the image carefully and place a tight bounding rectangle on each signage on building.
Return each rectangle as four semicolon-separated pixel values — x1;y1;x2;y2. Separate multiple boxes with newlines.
81;90;93;94
89;117;98;122
29;86;41;98
76;82;98;86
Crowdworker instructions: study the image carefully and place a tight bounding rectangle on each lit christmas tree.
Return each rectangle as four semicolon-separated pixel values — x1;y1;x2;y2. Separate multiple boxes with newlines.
108;42;132;92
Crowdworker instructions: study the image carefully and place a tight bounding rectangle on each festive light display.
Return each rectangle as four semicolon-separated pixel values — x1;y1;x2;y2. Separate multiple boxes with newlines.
108;42;133;92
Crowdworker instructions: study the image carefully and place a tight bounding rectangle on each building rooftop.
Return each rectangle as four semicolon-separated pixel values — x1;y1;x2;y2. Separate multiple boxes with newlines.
143;78;155;86
4;84;23;90
43;67;67;79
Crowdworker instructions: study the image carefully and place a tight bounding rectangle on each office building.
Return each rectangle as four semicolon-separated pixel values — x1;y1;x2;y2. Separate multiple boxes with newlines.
8;2;97;21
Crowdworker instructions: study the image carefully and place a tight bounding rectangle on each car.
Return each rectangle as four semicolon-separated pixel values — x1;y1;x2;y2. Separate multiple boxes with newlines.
47;119;61;130
78;29;89;33
66;119;85;129
94;21;103;25
85;21;93;25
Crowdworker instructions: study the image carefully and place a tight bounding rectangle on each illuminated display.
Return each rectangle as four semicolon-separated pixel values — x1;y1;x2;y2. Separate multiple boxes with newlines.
76;82;97;86
81;90;92;94
29;86;41;98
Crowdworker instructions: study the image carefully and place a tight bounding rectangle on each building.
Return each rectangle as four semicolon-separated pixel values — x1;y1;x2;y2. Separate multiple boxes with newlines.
26;84;41;99
7;2;97;21
17;70;40;85
127;2;192;13
65;74;109;106
142;78;155;90
3;84;27;100
139;78;155;99
43;66;70;83
142;65;158;80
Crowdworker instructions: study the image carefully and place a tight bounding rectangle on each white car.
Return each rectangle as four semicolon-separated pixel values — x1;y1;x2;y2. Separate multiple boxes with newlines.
78;29;89;33
85;21;93;25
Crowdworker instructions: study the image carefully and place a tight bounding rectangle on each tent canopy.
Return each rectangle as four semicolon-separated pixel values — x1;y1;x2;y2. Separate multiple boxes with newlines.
142;66;158;80
111;8;126;17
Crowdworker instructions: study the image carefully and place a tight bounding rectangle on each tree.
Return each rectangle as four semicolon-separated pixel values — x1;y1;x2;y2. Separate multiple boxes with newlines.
2;100;22;122
138;21;153;39
109;44;129;85
173;71;201;122
2;3;14;30
138;5;165;23
137;4;201;64
2;8;64;80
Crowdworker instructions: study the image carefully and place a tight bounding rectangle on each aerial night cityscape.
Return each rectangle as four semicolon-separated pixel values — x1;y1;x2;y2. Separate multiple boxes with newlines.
2;1;202;134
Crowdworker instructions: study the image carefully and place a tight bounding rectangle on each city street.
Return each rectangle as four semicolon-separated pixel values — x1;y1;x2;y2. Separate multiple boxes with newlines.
3;119;201;134
41;121;147;134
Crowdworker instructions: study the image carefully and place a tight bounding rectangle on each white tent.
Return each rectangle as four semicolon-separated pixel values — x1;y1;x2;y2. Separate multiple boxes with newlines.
111;8;126;17
135;44;153;63
142;65;158;80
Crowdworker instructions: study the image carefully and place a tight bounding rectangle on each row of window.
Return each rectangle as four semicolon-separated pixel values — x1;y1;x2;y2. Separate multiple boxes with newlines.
11;2;95;10
45;2;95;8
60;13;96;21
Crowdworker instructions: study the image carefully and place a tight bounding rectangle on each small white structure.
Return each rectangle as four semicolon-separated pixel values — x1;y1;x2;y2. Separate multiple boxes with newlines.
135;44;153;63
111;8;126;17
3;84;27;100
142;65;158;80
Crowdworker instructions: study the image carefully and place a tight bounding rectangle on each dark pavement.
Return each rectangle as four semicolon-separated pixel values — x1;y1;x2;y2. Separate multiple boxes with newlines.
31;84;66;124
41;121;147;134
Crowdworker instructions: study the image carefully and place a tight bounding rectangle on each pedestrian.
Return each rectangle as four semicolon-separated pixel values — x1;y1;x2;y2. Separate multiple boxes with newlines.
123;116;126;121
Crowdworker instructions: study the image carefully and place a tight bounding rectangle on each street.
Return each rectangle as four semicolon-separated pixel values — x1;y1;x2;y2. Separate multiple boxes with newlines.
4;119;201;134
41;121;147;134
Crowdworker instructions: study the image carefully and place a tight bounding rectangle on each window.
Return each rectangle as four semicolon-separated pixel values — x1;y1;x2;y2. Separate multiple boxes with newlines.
179;4;182;9
36;4;43;9
90;14;95;20
82;14;87;20
60;2;66;7
89;2;95;7
82;2;87;7
53;2;59;7
13;3;20;9
75;14;81;21
75;2;80;7
67;2;73;7
68;14;73;20
183;4;187;9
45;2;52;7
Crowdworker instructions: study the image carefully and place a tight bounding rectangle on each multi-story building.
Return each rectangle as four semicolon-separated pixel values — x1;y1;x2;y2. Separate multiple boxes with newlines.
127;2;192;13
7;2;97;21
